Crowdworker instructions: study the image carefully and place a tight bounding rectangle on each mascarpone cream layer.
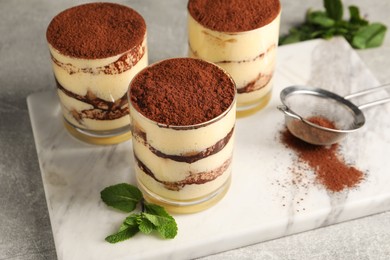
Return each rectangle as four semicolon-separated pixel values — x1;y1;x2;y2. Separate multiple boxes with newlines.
133;131;234;182
238;79;273;106
130;100;236;154
49;36;147;102
136;162;231;201
130;100;235;200
188;13;280;105
49;37;147;131
188;14;280;62
57;90;130;131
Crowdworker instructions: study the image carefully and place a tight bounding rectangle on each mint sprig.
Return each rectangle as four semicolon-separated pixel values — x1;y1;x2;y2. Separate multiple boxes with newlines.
279;0;387;49
101;183;178;243
101;183;143;212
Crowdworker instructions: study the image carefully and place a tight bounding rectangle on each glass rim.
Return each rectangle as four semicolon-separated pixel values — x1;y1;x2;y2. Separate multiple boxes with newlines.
128;57;237;130
187;8;281;34
47;34;147;61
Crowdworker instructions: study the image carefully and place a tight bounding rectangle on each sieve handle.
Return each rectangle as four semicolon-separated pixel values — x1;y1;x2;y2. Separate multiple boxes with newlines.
277;105;303;120
344;83;390;110
357;97;390;110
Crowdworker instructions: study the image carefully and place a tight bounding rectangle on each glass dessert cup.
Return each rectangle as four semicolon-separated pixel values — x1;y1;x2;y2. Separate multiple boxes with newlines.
128;58;236;213
46;3;148;145
187;1;281;117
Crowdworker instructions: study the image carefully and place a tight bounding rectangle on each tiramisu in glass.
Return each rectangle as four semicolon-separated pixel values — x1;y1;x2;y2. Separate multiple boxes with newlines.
188;0;281;117
128;58;236;213
46;3;147;144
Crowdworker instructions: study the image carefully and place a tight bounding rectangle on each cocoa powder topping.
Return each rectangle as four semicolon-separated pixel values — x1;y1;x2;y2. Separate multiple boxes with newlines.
46;3;146;59
188;0;281;32
130;58;235;126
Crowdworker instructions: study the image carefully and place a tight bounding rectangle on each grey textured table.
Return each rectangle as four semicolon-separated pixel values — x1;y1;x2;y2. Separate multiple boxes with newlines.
1;0;389;259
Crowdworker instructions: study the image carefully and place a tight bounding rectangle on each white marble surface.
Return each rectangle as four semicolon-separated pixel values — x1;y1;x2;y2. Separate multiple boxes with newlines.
2;1;390;259
28;38;390;260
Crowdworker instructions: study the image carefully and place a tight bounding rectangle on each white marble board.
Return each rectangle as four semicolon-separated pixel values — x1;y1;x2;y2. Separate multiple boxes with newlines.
28;38;390;260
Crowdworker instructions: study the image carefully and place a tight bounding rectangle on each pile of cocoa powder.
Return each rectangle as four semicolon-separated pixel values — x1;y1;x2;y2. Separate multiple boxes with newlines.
281;117;364;192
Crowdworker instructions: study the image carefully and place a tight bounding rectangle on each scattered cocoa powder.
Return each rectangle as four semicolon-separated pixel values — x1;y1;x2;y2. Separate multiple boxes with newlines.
46;3;146;59
281;116;364;192
188;0;281;32
129;58;236;126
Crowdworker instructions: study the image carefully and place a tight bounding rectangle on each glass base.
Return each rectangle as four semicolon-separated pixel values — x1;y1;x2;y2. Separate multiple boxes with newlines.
63;119;131;145
236;91;272;118
138;176;231;214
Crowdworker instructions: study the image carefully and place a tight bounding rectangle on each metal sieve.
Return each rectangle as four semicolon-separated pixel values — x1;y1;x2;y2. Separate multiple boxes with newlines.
277;84;390;145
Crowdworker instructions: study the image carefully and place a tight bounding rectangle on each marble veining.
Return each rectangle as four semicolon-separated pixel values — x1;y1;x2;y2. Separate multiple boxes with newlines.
27;38;390;260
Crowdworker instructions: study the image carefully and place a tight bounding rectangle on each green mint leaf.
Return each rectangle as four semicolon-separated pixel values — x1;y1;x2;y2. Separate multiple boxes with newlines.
124;213;140;226
279;1;387;49
280;27;311;45
142;213;161;226
156;221;177;239
138;217;155;234
348;6;368;26
322;27;337;39
143;203;178;239
101;183;179;242
348;5;360;21
144;202;173;219
101;183;143;212
324;0;343;21
279;32;302;45
352;23;387;49
105;222;139;243
144;213;177;239
306;11;335;28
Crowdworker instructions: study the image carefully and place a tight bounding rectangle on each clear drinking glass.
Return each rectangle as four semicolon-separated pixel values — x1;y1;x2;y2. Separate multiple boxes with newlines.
188;0;281;117
128;58;236;213
46;3;148;145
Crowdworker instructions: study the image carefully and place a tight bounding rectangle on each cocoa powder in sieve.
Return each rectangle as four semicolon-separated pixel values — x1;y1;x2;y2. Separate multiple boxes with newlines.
46;3;146;59
307;116;336;129
281;116;364;192
129;58;235;126
289;116;338;144
188;0;281;32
